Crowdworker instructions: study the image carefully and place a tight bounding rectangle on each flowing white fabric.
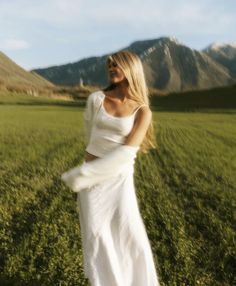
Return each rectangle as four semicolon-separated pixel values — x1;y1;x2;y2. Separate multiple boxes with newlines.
61;144;139;192
83;91;101;143
60;90;160;285
61;145;160;286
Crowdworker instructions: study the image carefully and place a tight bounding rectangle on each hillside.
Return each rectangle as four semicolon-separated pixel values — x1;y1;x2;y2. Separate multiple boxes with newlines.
0;51;54;93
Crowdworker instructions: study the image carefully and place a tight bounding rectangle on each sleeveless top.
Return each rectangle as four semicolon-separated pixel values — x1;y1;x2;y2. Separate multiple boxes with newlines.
85;91;148;157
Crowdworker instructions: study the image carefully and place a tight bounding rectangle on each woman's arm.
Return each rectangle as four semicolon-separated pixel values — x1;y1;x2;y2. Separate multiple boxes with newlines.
124;106;152;146
61;145;139;192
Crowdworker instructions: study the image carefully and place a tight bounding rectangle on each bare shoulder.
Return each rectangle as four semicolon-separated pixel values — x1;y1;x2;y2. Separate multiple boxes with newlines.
135;105;152;122
124;105;152;146
139;105;152;114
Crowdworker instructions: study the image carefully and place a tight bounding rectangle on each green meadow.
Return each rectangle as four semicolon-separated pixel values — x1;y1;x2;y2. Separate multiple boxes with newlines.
0;92;235;286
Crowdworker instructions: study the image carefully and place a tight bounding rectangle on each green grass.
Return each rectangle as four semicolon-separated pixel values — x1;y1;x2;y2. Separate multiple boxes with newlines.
0;94;235;286
0;90;84;106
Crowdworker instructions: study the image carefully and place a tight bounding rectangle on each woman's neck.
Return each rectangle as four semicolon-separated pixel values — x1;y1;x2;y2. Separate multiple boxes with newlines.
112;82;130;103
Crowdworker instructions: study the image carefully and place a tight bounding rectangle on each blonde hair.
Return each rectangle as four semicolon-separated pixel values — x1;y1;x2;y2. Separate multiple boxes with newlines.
103;50;157;154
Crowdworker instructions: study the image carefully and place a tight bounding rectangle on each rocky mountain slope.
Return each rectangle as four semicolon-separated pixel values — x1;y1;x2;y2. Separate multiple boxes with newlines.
202;43;236;79
32;37;234;92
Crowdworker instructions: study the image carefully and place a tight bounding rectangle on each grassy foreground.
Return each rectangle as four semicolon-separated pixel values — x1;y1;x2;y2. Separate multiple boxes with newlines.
0;95;235;286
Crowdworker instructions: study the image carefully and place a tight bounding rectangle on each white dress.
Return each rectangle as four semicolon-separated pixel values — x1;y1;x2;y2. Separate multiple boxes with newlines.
64;91;160;286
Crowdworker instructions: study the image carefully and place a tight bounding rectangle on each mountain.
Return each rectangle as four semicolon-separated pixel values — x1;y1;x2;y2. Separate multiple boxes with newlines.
0;51;54;92
130;37;232;91
32;37;233;92
202;43;236;79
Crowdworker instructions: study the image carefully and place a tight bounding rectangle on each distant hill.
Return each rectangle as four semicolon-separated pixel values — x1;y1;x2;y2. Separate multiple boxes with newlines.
202;43;236;79
32;37;234;92
0;51;54;93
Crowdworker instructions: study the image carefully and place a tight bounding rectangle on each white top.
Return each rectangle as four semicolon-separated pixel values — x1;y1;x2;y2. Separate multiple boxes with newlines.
85;90;147;157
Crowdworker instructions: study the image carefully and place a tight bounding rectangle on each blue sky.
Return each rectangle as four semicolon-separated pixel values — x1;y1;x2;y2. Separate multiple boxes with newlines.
0;0;235;70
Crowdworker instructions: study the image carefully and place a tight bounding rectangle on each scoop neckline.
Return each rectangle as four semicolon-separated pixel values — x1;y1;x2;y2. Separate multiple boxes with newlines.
99;91;139;119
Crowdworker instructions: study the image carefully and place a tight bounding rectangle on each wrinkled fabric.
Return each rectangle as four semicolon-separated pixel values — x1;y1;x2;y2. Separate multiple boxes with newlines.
61;145;139;192
76;165;160;286
83;91;102;143
60;90;160;286
61;146;160;286
84;91;148;157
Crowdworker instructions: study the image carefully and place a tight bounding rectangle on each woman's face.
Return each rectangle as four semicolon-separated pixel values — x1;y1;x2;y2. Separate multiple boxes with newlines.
107;60;127;85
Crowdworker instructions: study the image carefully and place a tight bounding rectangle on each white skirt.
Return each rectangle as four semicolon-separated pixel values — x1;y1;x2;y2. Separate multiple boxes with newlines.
76;164;160;286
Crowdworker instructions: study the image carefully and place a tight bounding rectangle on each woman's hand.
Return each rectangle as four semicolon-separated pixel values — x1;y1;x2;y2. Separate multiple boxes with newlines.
84;151;99;162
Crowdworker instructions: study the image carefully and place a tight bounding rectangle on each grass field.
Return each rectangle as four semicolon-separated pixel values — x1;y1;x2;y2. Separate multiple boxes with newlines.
0;94;235;286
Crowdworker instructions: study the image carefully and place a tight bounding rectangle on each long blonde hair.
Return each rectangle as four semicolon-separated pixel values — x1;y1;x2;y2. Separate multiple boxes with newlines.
103;50;157;154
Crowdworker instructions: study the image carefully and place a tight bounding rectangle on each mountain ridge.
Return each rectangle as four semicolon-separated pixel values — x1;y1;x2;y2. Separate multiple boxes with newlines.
202;42;236;79
32;36;235;92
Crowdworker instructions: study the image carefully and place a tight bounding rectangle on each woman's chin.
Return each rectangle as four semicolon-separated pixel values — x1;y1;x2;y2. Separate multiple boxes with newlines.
110;79;124;85
110;78;118;83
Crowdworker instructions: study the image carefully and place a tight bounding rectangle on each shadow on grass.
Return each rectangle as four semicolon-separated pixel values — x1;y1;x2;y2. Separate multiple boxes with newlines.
0;276;42;286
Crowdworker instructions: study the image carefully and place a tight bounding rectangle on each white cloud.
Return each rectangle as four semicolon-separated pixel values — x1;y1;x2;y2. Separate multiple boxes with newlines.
0;0;235;69
0;0;234;34
0;0;82;26
85;0;235;35
0;39;31;50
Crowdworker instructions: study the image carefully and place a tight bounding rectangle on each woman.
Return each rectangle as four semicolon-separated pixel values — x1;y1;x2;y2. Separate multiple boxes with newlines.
61;50;160;286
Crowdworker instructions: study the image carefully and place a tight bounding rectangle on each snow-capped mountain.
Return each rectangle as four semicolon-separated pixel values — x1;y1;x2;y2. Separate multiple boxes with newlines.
32;37;234;92
202;42;236;79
